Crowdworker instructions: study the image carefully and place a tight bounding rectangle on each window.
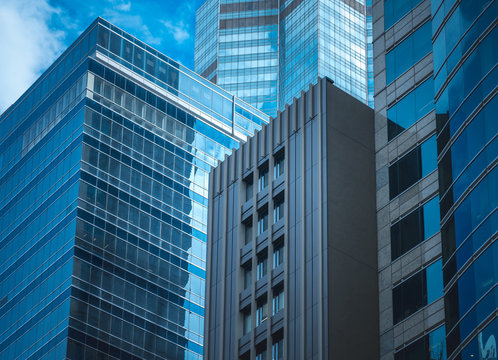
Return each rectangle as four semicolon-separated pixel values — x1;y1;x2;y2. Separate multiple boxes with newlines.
272;338;284;360
243;311;251;335
243;266;252;289
257;254;268;280
273;288;284;315
274;155;284;179
273;199;284;223
386;21;432;84
273;242;284;268
244;222;253;245
245;176;253;201
389;135;437;199
391;196;440;260
256;298;268;326
387;78;434;140
258;211;268;234
384;0;424;30
256;349;267;360
259;167;268;191
394;325;446;360
392;259;443;324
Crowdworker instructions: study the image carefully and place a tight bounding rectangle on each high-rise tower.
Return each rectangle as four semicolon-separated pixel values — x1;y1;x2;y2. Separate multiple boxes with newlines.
195;0;373;117
0;18;267;359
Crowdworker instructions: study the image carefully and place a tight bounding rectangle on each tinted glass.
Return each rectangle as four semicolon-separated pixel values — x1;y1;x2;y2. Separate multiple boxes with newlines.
385;0;424;29
386;22;432;84
387;78;434;140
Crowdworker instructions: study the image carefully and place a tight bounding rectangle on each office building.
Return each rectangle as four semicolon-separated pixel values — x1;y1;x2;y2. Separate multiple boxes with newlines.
195;0;373;117
0;18;267;359
372;0;496;359
205;78;379;359
432;0;497;358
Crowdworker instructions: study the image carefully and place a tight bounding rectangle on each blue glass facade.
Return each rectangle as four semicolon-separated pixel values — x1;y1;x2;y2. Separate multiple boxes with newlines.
432;0;497;358
195;0;372;118
0;18;267;359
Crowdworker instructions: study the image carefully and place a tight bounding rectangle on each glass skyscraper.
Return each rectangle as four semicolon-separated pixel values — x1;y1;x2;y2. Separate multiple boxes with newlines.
0;18;267;359
195;0;373;118
432;0;497;358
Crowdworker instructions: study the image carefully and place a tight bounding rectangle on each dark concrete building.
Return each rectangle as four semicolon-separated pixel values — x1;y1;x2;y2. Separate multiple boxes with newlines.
204;78;379;359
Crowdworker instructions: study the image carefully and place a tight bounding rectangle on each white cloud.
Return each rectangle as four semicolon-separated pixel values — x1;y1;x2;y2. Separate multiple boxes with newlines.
0;0;66;114
162;20;190;44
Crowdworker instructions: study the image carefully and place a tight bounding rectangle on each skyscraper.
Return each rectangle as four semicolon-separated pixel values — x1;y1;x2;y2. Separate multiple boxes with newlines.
432;0;497;358
205;78;379;359
372;0;496;359
195;0;373;117
0;18;267;359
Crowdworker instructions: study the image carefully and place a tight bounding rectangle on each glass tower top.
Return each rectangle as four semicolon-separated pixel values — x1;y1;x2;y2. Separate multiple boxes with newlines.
195;0;373;118
0;18;267;360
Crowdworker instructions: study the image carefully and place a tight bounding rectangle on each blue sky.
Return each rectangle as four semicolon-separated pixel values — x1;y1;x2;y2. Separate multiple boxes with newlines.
0;0;205;112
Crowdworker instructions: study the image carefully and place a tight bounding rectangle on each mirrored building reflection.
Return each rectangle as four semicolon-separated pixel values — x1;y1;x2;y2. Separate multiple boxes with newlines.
0;18;268;359
195;0;373;118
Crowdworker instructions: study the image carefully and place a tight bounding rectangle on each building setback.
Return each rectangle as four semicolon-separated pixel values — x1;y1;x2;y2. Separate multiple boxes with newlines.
195;0;374;118
0;18;268;359
205;78;379;359
372;0;496;359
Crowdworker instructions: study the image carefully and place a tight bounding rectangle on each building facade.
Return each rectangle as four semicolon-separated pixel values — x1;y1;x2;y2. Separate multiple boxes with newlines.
372;0;496;359
205;78;379;359
0;18;267;359
195;0;373;118
432;0;497;359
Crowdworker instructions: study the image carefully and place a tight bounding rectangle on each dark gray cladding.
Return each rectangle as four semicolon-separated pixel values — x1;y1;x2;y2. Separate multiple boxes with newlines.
205;78;379;359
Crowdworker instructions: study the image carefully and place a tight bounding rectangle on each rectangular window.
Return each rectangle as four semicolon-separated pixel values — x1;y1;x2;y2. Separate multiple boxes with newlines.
274;199;284;223
243;311;251;335
245;222;253;245
257;254;268;280
386;21;432;84
258;211;269;234
259;167;269;191
384;0;424;30
256;299;268;326
387;78;434;140
273;288;284;315
391;196;440;260
273;242;284;268
256;349;267;360
389;135;437;199
274;155;284;179
392;259;443;324
394;325;446;360
243;266;252;289
272;338;284;360
245;177;254;201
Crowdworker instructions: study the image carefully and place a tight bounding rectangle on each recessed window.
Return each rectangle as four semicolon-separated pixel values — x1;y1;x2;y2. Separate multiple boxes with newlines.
273;242;284;268
244;176;253;201
242;310;251;335
257;253;268;280
244;222;253;245
272;337;284;360
256;298;268;326
274;155;285;179
273;288;284;315
255;349;267;360
258;211;268;234
258;167;268;191
273;198;284;223
243;265;252;289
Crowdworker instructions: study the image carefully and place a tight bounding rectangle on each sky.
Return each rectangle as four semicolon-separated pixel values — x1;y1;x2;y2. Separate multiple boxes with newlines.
0;0;205;113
